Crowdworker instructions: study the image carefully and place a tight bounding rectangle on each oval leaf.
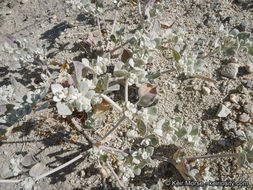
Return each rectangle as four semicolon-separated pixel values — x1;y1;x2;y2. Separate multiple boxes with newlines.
29;163;46;178
138;83;157;107
56;102;72;115
22;153;36;167
137;119;147;136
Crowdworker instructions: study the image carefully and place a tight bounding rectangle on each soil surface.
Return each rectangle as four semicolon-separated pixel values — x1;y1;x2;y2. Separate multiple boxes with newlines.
0;0;253;190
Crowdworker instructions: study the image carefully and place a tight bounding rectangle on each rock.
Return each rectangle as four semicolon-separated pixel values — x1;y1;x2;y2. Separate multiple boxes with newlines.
21;0;28;4
238;21;248;32
246;81;253;89
229;94;239;104
235;130;247;142
239;113;250;123
243;103;253;114
245;64;253;73
221;63;239;79
202;86;211;95
222;119;237;131
216;104;231;117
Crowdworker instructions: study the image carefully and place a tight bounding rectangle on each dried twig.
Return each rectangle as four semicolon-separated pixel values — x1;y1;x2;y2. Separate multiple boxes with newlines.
35;151;89;181
0;179;22;184
125;78;129;106
97;16;103;43
100;115;126;143
186;153;238;161
71;117;96;145
106;161;126;190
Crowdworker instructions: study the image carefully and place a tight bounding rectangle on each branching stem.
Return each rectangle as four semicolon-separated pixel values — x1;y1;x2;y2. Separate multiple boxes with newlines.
100;115;126;143
106;161;125;190
101;94;123;113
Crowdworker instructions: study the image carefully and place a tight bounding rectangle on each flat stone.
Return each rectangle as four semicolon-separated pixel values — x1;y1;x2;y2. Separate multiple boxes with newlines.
216;104;231;117
221;63;239;79
239;113;250;123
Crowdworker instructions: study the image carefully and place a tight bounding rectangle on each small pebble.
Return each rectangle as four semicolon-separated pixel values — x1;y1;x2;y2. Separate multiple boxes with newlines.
245;64;253;73
221;63;239;79
239;113;250;123
246;81;253;89
235;130;247;142
216;104;231;117
243;103;253;114
21;0;28;4
222;119;237;131
230;94;239;104
238;21;248;32
202;86;211;95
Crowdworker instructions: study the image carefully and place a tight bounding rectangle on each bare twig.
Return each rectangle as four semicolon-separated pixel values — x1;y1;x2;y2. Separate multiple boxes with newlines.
125;78;128;106
186;153;238;161
100;115;126;143
71;117;96;145
99;145;128;156
35;151;89;181
0;179;22;184
97;16;103;43
106;161;126;190
109;38;133;55
137;0;144;28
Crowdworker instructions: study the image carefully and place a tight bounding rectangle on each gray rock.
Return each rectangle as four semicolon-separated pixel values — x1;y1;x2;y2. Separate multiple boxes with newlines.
243;103;253;114
222;119;237;131
238;21;248;32
235;130;247;142
217;104;231;117
239;113;250;123
221;63;239;79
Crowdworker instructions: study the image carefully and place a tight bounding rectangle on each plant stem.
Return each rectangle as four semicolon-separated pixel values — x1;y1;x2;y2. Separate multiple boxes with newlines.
71;118;96;145
109;38;133;55
97;16;103;43
100;115;126;143
106;161;126;190
99;145;128;156
194;75;217;83
125;78;128;106
137;0;144;29
35;151;89;181
0;179;22;184
186;153;238;161
101;94;123;113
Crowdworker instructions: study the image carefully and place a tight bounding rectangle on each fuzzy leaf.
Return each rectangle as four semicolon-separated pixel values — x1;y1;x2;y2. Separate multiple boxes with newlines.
137;83;157;107
22;153;36;167
237;32;250;41
29;163;46;178
237;152;246;168
248;46;253;56
175;127;187;138
51;84;63;94
56;102;72;115
73;61;86;83
121;49;133;63
172;49;180;63
137;119;147;136
146;134;158;146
